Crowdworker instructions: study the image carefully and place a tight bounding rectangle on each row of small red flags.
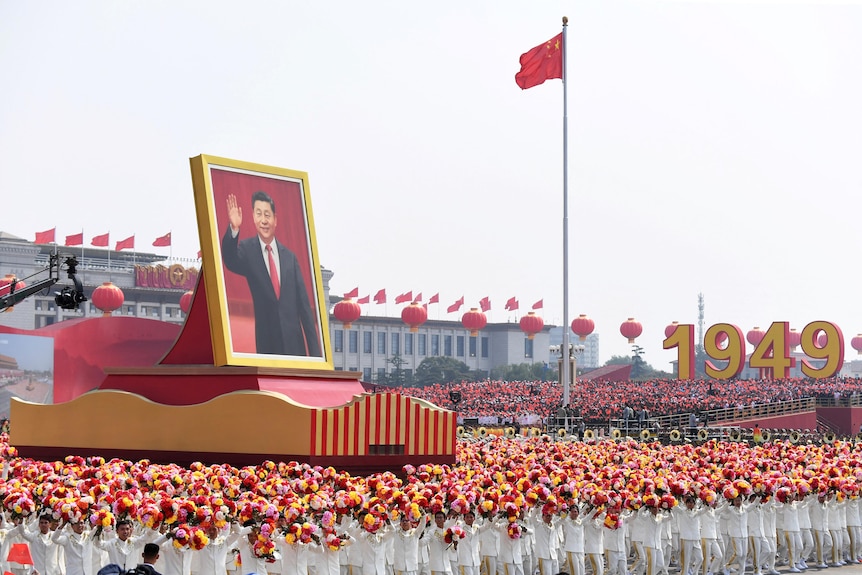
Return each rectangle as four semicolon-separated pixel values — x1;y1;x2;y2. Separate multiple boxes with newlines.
342;288;542;314
36;230;543;313
34;228;171;251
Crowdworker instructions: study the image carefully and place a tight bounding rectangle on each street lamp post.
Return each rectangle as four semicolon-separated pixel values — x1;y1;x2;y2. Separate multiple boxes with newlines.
551;343;585;407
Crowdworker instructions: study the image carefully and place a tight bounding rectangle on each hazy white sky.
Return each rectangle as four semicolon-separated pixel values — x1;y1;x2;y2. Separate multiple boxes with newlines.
2;1;862;367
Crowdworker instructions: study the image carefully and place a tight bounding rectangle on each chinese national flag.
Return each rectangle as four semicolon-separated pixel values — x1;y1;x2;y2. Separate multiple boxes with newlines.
344;287;359;298
532;299;544;310
196;250;202;259
34;228;55;244
357;295;370;304
91;233;110;247
428;293;439;304
414;293;422;303
515;33;563;90
479;296;491;312
505;297;518;311
153;232;172;247
395;291;413;305
115;235;135;251
447;296;464;314
65;232;84;246
373;289;386;304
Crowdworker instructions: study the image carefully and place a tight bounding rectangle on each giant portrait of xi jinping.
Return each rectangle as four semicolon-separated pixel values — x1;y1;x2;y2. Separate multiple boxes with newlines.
190;154;332;370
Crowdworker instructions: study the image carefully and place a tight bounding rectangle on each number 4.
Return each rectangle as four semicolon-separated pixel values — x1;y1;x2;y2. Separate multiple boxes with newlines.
748;321;796;378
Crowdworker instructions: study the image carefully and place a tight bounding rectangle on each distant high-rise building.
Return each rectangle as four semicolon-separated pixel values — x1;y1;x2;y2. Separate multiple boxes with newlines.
548;326;599;369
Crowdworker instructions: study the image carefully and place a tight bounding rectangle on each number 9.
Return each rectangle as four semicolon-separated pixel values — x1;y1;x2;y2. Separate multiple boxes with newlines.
704;323;745;379
800;321;844;378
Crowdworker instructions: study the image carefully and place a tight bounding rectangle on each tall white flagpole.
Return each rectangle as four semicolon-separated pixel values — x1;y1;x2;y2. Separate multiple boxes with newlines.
561;16;571;407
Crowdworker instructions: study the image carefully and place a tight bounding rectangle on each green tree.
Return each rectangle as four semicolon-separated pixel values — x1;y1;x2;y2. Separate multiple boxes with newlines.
387;354;407;387
605;355;634;366
415;356;470;387
466;369;489;382
490;362;551;381
374;370;391;386
603;349;673;381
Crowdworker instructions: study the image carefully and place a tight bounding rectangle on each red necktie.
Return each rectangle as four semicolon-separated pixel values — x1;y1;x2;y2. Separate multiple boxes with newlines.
266;245;280;299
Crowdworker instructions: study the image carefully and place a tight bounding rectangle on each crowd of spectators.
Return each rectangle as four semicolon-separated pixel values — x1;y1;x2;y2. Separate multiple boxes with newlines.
385;376;862;424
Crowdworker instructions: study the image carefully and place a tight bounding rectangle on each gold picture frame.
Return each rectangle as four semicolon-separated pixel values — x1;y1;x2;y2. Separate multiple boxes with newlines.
190;154;332;370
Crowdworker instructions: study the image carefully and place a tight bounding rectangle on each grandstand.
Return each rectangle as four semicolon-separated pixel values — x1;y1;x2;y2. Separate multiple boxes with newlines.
389;376;862;438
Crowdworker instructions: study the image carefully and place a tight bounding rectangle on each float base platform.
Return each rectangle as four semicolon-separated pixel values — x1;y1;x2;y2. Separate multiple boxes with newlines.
10;388;456;474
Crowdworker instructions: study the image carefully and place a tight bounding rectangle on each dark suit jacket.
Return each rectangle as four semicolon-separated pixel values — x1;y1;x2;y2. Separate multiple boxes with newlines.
221;227;322;357
131;565;162;575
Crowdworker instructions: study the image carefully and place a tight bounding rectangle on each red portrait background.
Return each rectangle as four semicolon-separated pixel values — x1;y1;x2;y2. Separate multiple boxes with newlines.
210;168;321;355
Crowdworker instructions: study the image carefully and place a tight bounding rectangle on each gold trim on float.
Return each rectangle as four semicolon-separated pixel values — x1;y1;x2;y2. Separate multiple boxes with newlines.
11;390;312;456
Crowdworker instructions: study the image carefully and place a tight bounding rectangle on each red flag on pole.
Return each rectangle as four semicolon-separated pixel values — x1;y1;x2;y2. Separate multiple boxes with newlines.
65;233;84;247
196;250;202;259
356;295;370;304
7;543;32;565
532;299;544;310
115;235;135;251
91;233;110;247
414;293;422;303
153;232;172;247
373;289;386;304
447;297;464;314
34;228;55;244
395;291;413;305
344;287;359;298
505;297;519;311
479;297;491;312
515;33;563;90
428;293;439;304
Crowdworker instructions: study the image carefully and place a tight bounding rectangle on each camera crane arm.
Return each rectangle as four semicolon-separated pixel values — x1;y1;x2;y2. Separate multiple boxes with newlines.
0;277;59;312
0;254;87;312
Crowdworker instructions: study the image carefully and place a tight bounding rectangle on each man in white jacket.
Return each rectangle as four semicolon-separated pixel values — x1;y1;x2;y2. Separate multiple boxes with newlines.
52;520;95;575
560;506;586;575
530;510;560;575
673;496;704;575
94;520;159;571
190;523;245;575
9;513;62;575
393;515;427;575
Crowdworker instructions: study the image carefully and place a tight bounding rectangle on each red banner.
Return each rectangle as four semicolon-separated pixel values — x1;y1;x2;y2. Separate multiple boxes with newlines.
134;264;199;290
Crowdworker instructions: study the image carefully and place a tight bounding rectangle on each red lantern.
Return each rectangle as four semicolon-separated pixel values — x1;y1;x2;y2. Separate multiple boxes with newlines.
571;314;595;342
401;302;427;333
0;274;26;312
788;328;801;350
664;321;679;338
90;282;124;317
746;327;765;347
620;318;642;344
179;290;194;314
461;308;487;336
0;274;25;297
519;312;544;340
818;331;830;348
851;334;862;355
333;297;362;329
714;331;728;349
